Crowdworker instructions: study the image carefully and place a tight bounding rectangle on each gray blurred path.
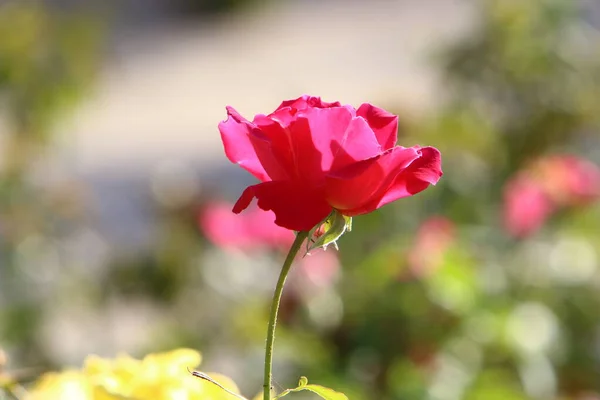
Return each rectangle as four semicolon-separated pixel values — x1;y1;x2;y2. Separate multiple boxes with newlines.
59;0;474;174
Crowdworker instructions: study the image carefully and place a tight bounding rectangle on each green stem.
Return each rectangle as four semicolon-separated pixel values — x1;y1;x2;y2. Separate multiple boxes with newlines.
264;231;309;400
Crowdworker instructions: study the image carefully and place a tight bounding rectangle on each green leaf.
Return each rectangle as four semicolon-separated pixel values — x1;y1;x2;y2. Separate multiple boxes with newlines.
274;377;348;400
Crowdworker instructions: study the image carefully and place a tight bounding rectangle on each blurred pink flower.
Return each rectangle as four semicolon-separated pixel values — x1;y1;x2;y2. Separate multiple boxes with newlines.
200;201;341;290
408;216;456;277
503;155;600;238
503;176;554;238
296;249;340;288
536;156;600;205
199;202;294;250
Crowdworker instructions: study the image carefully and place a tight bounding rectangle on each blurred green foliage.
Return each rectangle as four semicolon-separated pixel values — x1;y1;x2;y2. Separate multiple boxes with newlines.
323;1;600;399
0;0;102;371
1;0;600;399
0;2;101;140
173;0;266;15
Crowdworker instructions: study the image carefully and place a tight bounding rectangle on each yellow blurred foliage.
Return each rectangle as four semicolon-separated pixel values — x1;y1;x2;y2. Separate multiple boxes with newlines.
26;349;240;400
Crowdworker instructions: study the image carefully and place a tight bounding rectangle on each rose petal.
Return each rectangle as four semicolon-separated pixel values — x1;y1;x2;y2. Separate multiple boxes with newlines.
287;107;381;185
276;95;341;112
402;147;443;185
286;107;353;183
233;181;332;231
329;116;382;171
249;116;295;181
219;106;270;181
357;103;399;150
356;146;443;213
325;146;421;213
268;96;343;126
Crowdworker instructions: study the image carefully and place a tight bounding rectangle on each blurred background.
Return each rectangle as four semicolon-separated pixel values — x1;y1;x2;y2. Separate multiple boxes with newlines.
1;0;600;398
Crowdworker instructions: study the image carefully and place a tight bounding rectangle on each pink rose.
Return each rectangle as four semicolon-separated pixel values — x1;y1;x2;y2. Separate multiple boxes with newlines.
219;95;443;231
536;156;600;205
199;202;294;250
503;154;600;238
503;176;554;238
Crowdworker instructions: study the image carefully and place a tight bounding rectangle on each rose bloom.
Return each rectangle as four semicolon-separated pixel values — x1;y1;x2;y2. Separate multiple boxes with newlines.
219;95;443;231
